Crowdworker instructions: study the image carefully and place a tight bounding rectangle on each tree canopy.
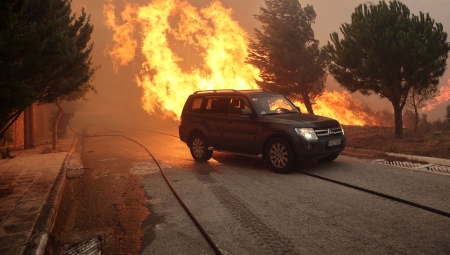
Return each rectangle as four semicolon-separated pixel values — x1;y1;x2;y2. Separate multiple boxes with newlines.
0;0;97;134
247;0;328;114
327;0;450;138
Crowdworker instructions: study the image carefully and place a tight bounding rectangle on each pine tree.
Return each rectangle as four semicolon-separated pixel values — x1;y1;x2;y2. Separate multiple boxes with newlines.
247;0;328;114
0;0;97;135
327;0;450;138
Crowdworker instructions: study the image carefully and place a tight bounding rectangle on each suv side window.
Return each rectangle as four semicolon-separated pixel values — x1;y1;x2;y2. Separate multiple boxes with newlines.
190;97;203;113
205;97;228;115
228;97;250;116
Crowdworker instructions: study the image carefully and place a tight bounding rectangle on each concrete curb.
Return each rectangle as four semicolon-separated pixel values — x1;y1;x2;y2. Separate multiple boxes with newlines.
345;147;450;167
384;152;450;167
23;135;79;255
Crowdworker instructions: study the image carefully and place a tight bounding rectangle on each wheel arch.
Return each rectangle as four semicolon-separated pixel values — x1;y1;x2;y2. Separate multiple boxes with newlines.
187;127;208;147
261;131;297;159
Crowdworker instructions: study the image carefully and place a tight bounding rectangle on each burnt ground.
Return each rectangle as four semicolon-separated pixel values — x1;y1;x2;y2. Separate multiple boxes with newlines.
342;125;450;160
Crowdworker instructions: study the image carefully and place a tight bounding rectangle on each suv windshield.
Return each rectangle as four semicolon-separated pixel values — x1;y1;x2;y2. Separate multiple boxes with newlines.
251;95;300;115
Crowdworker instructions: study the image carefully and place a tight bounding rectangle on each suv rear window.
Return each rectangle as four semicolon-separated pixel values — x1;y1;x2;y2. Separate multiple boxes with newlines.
190;98;203;112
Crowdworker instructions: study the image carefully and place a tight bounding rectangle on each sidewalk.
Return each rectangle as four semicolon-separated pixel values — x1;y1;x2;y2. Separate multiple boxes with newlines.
0;132;78;255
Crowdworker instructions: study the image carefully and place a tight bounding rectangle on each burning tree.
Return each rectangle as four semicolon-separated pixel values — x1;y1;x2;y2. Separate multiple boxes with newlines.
0;0;97;142
327;0;450;138
247;0;328;114
407;86;439;131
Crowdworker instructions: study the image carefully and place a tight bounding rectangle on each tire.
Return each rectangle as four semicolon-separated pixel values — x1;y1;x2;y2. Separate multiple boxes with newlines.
317;152;339;163
265;137;295;174
189;133;213;162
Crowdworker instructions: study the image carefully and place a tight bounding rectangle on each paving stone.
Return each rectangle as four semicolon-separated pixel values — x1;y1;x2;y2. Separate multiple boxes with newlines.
1;172;21;178
23;190;49;200
3;221;35;234
0;198;19;209
0;188;14;199
0;246;25;255
25;166;44;171
0;209;12;219
32;182;53;189
15;200;44;214
0;162;18;170
0;177;18;183
12;180;34;189
0;233;29;247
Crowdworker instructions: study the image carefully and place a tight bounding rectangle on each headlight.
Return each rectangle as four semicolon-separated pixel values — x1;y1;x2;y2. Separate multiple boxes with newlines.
295;128;318;141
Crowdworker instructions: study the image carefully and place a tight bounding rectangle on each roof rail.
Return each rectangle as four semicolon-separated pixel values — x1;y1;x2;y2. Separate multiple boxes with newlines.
239;89;266;92
193;89;239;94
193;89;264;94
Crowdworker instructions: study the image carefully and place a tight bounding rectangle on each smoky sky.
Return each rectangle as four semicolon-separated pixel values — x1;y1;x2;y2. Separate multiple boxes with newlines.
70;0;450;121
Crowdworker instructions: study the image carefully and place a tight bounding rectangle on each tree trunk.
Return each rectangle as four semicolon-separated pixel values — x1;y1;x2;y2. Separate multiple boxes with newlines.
393;103;404;139
413;104;419;132
52;100;63;150
302;93;315;115
411;89;419;131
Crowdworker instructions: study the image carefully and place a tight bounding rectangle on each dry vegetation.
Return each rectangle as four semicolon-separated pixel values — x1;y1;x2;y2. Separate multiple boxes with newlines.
342;125;450;160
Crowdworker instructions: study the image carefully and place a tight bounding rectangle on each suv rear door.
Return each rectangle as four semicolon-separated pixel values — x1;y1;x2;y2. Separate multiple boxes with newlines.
221;97;258;154
203;96;228;147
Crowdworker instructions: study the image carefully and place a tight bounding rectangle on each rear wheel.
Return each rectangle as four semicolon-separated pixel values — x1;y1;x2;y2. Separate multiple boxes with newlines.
317;152;339;163
189;133;213;162
265;137;295;174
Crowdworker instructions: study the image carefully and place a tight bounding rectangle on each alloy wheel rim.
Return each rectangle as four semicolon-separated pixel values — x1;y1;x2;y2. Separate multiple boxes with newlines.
192;138;204;157
269;143;288;168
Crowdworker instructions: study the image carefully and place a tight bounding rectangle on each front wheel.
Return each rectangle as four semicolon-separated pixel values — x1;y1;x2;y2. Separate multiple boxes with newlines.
317;152;340;163
189;133;213;162
265;137;295;174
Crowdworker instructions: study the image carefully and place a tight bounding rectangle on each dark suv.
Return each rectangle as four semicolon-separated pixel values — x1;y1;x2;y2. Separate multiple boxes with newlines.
179;89;346;173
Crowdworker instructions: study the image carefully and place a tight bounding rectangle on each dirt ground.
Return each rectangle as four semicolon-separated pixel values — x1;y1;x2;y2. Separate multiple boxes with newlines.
342;125;450;160
46;131;149;255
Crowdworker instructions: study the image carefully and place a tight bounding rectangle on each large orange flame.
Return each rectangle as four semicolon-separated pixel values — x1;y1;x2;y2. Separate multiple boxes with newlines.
422;80;450;111
103;0;138;71
104;0;259;119
296;90;378;126
104;0;384;126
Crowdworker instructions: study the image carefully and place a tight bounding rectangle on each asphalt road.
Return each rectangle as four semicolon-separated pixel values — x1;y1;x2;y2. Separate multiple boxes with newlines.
50;116;450;255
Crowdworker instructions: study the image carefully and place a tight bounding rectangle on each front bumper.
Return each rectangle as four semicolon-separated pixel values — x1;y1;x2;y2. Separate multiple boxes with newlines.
294;135;346;160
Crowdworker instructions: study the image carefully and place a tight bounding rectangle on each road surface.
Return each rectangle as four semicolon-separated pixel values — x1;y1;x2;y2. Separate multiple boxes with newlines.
48;116;450;255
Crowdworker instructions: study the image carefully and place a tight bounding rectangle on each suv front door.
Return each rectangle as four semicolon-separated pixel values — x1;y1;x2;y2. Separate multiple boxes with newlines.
221;97;258;154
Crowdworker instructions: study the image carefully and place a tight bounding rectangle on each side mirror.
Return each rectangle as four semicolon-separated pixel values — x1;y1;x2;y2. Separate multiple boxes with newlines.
240;108;252;117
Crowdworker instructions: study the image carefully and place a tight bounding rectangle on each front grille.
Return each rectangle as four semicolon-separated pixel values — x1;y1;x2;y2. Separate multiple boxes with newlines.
314;126;342;137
